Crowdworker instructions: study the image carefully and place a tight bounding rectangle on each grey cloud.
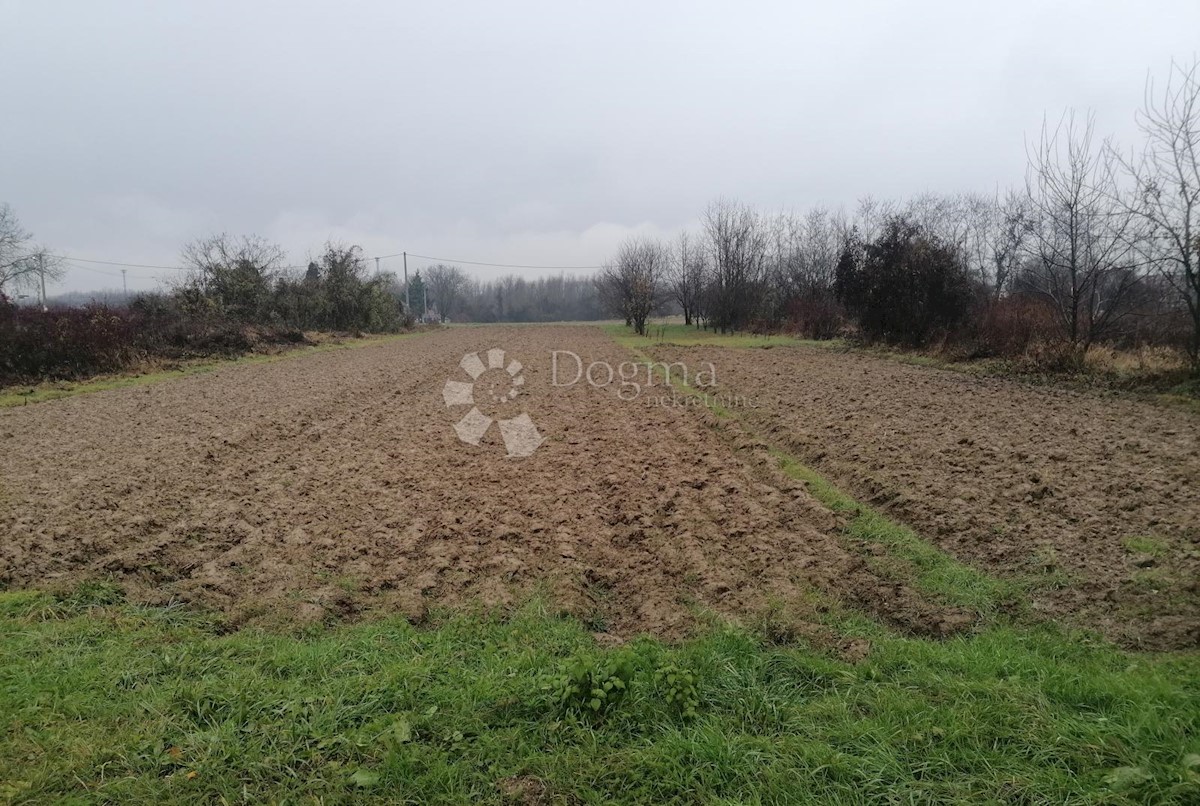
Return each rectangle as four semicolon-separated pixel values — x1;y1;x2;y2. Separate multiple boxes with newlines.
2;0;1197;292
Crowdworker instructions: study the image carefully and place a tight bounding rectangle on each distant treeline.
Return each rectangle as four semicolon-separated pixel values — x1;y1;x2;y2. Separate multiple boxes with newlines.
5;59;1198;384
408;265;603;323
597;60;1200;379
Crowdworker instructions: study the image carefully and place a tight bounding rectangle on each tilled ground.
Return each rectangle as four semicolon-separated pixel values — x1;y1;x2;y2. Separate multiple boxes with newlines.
650;343;1200;649
0;327;968;641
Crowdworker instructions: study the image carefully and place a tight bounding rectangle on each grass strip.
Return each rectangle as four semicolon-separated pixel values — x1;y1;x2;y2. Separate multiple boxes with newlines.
1;589;1198;804
614;327;1018;619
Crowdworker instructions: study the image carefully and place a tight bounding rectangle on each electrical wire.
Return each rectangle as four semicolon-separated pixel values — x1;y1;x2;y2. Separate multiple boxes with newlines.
54;250;605;286
61;252;605;273
61;256;192;271
59;260;162;281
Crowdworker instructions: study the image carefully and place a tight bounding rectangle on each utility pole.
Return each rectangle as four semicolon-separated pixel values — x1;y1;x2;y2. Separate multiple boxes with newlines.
38;253;47;311
403;252;410;314
374;256;380;277
121;269;128;300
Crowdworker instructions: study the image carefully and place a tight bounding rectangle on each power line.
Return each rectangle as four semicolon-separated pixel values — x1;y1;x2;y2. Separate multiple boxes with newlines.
51;248;604;283
57;250;606;278
61;256;193;271
59;261;163;282
62;262;125;277
60;260;161;280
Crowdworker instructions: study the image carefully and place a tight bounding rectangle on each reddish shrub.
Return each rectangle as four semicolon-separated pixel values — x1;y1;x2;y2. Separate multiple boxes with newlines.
784;296;844;340
0;303;307;386
0;305;142;383
964;296;1059;358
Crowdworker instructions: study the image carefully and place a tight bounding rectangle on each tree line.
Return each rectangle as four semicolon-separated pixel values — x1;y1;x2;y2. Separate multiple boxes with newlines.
168;235;407;333
598;60;1200;374
412;264;603;323
0;235;411;384
6;59;1198;378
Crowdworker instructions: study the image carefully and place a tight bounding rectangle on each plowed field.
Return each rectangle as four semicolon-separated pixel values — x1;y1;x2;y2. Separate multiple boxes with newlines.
650;342;1200;649
0;327;968;640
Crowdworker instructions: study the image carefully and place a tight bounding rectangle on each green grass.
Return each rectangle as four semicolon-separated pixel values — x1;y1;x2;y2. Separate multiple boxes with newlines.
0;331;423;408
609;323;1176;623
617;332;1017;622
768;449;1021;619
602;321;1200;413
1;589;1198;804
1123;536;1171;558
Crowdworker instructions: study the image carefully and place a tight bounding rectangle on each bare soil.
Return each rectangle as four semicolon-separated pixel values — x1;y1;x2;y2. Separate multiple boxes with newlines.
0;327;967;641
651;343;1200;650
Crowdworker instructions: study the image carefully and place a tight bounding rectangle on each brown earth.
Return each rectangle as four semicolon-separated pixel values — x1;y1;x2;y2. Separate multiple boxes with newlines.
0;326;967;641
650;343;1200;650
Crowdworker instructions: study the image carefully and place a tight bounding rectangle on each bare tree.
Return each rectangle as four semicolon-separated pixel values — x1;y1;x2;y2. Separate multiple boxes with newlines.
1022;112;1143;352
761;211;799;326
702;198;768;332
794;206;843;296
0;203;64;304
668;231;707;327
425;263;469;321
1115;58;1200;371
988;190;1034;299
904;192;977;257
0;204;31;283
598;236;668;335
595;262;632;326
946;190;1034;300
852;196;899;243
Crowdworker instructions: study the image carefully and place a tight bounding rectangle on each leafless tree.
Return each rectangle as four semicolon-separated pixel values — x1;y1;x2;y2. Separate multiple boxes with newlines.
794;206;844;296
702;198;768;332
594;262;632;326
0;204;31;283
425;263;469;321
904;193;978;257
852;196;900;243
1114;58;1200;370
598;236;668;335
762;211;798;323
1022;112;1143;352
947;190;1034;299
0;203;64;303
988;190;1034;299
668;231;707;327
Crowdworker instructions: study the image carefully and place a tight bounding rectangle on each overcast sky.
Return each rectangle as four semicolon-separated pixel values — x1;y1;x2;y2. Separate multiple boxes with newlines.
3;0;1198;293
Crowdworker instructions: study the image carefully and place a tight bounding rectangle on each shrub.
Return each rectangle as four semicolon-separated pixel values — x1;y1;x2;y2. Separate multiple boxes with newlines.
961;295;1059;358
0;237;410;387
653;662;700;720
0;304;142;383
0;298;311;386
834;217;974;347
543;651;636;717
270;243;408;333
784;295;844;340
